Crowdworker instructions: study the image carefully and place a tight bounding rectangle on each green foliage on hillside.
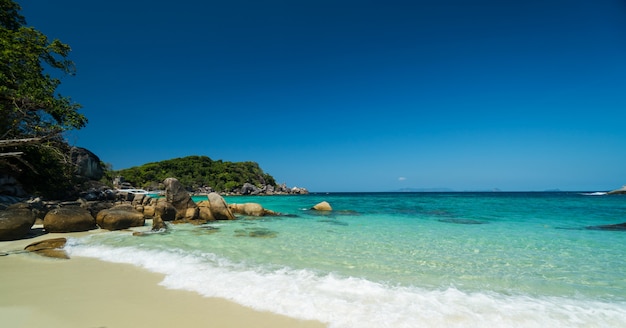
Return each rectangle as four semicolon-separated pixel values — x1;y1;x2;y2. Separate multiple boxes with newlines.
0;0;86;199
114;155;277;192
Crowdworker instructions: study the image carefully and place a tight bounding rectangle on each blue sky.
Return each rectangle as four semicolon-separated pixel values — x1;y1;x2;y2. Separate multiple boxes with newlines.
22;0;626;192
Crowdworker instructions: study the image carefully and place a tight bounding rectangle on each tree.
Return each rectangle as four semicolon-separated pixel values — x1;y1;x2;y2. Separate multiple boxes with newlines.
0;0;87;198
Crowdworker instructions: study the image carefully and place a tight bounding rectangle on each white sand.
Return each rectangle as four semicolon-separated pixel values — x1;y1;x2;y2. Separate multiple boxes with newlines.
0;231;325;328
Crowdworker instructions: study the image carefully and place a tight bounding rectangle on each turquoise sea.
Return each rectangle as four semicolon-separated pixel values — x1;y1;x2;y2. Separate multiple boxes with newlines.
66;192;626;327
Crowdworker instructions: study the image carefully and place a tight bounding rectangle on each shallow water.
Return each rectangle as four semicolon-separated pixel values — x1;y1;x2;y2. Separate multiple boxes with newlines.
67;192;626;327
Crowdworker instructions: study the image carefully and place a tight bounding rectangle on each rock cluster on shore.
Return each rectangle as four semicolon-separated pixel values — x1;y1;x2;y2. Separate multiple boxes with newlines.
190;182;308;196
0;177;300;243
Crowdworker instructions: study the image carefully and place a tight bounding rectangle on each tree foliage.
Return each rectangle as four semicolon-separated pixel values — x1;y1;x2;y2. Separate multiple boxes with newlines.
0;0;87;198
115;156;277;192
0;0;85;140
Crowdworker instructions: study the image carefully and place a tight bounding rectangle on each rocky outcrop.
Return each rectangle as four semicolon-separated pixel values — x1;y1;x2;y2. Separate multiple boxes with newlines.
0;203;36;241
207;192;235;220
240;183;261;195
312;201;332;211
43;206;97;233
213;182;309;196
607;185;626;195
71;147;104;180
164;178;198;220
96;204;145;231
0;174;27;200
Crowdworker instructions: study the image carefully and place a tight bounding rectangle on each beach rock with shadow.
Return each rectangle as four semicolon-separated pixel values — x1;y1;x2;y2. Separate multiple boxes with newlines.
96;204;146;230
0;203;36;241
43;206;96;233
24;237;69;259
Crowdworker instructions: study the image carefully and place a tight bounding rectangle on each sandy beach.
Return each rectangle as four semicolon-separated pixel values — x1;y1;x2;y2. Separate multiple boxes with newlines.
0;230;325;328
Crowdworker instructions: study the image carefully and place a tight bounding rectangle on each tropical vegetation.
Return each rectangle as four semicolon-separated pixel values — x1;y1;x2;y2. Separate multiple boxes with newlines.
113;156;277;192
0;0;87;198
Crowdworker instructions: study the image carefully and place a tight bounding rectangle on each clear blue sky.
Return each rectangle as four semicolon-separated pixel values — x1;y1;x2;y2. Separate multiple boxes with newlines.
22;0;626;192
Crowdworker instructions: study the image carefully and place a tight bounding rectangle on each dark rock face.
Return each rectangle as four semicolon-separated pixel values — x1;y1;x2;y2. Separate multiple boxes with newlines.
71;147;104;180
96;205;145;231
0;174;27;199
164;178;198;220
0;205;36;241
43;206;96;233
155;199;177;221
240;183;260;195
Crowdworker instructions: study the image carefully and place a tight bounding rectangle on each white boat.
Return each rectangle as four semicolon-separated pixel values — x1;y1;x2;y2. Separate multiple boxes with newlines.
115;189;163;196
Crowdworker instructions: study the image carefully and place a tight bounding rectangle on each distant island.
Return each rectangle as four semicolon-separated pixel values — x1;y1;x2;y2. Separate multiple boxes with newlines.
111;155;303;195
395;188;455;192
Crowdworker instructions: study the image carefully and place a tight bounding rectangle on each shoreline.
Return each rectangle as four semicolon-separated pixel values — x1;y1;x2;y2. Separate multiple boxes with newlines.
0;231;325;328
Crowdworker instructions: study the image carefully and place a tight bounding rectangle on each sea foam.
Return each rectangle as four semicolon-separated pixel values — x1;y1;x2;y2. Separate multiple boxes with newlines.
66;241;626;328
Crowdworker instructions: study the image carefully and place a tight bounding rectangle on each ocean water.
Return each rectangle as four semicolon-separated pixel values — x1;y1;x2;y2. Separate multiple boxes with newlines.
66;192;626;327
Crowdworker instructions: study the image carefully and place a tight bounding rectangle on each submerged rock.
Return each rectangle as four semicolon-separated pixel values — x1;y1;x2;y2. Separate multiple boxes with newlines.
586;222;626;231
317;219;348;226
234;228;278;238
438;218;486;225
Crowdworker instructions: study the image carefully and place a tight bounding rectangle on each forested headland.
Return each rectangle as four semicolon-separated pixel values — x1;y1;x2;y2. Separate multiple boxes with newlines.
113;156;277;193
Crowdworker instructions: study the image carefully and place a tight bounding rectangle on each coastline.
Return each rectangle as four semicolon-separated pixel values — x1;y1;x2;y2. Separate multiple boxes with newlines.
0;231;325;328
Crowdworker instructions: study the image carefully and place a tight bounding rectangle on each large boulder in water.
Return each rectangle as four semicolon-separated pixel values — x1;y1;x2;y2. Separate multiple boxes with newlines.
312;201;332;211
208;192;235;220
164;177;198;220
43;206;96;233
229;203;277;217
0;204;36;241
96;204;145;230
